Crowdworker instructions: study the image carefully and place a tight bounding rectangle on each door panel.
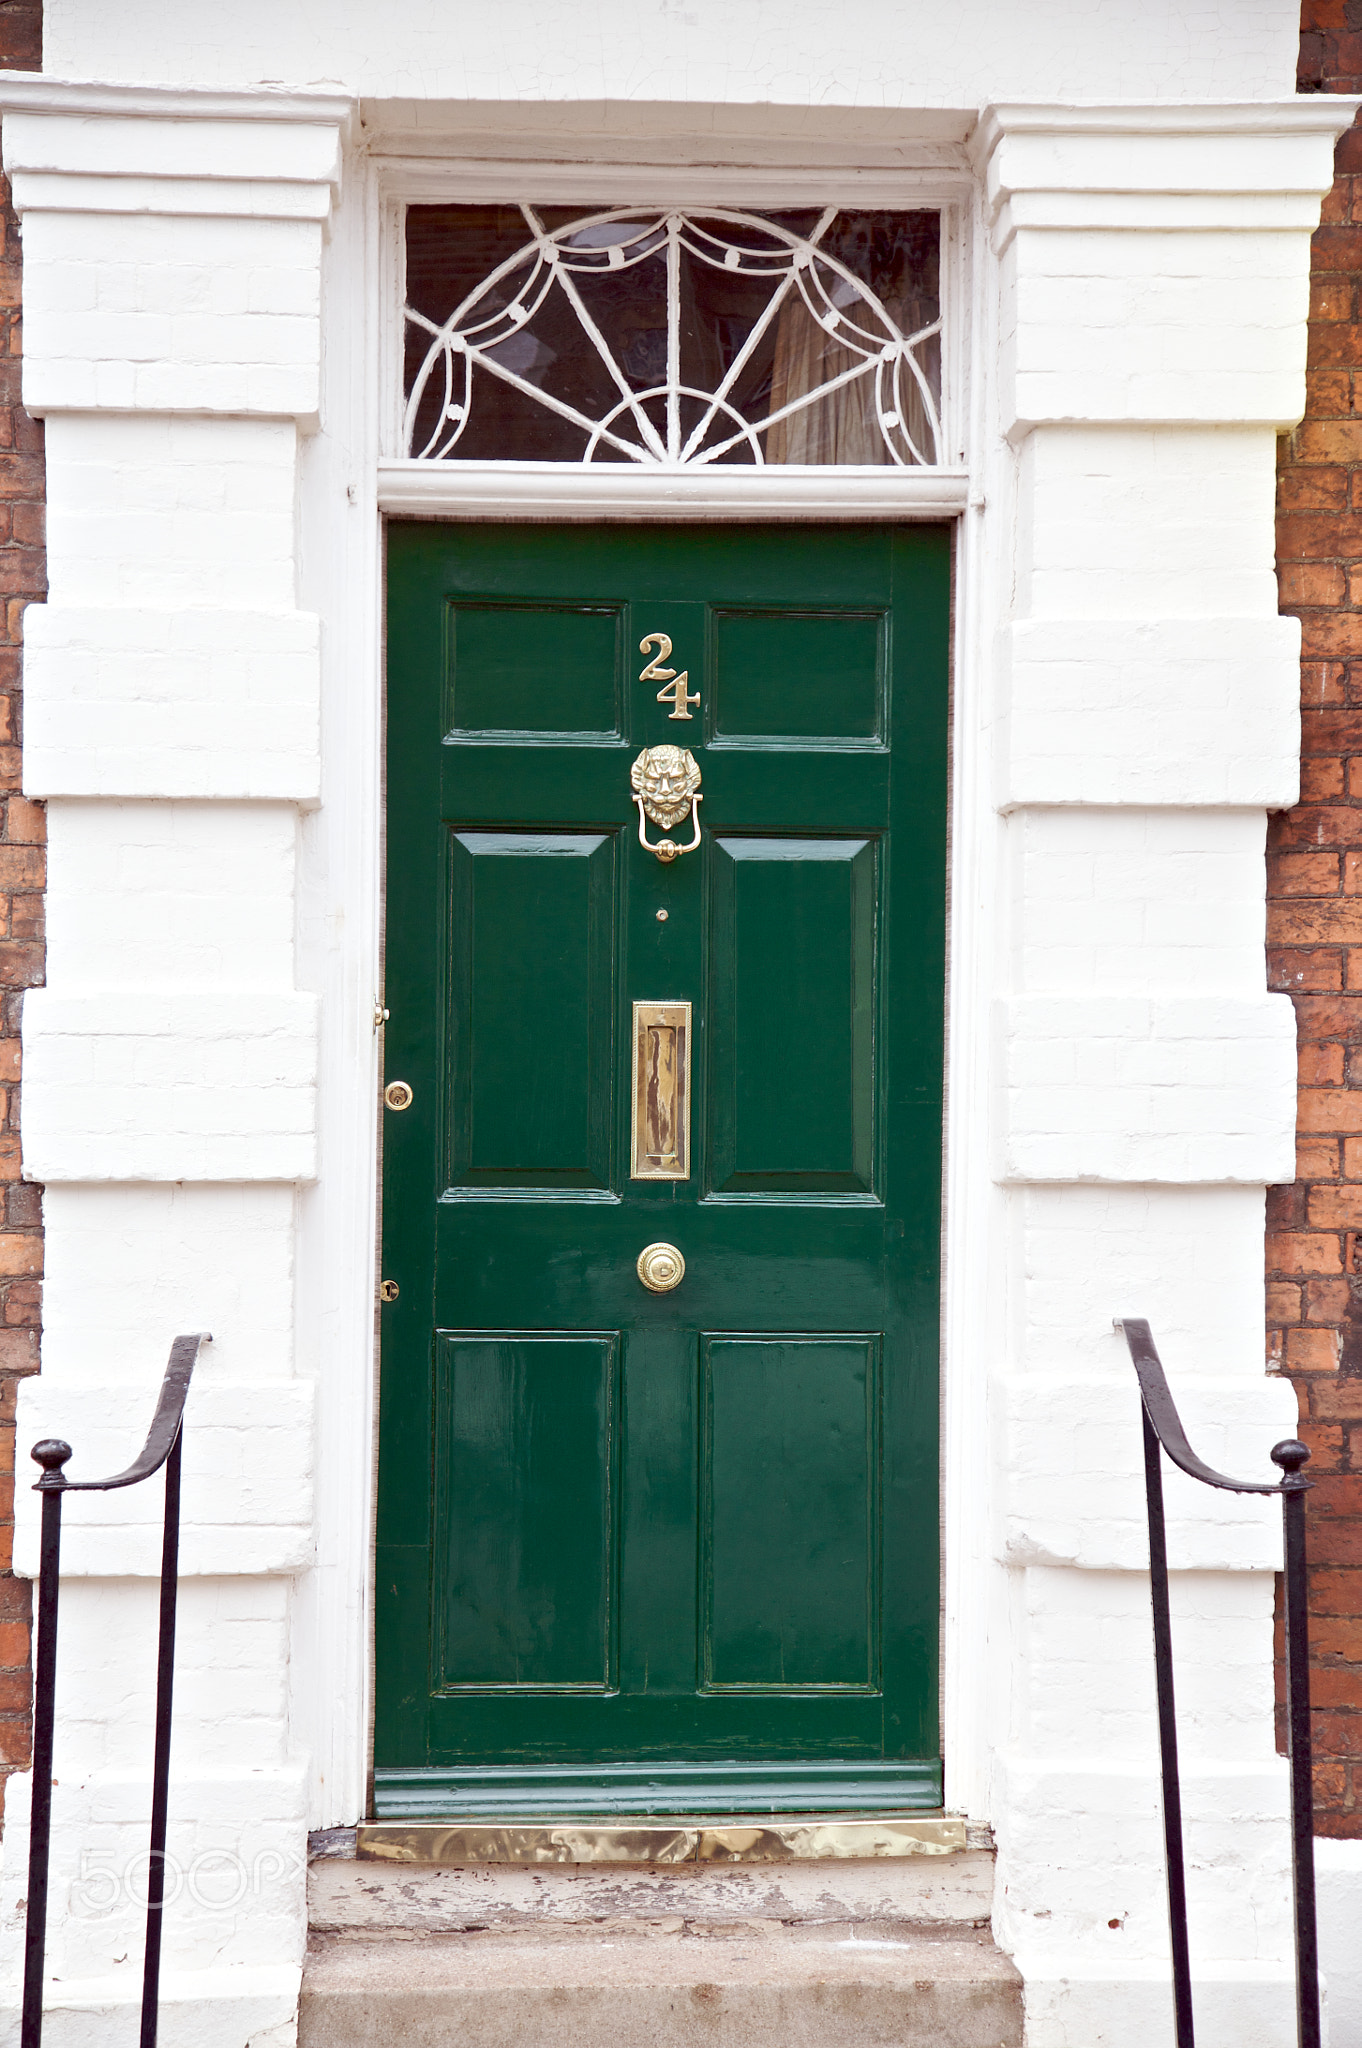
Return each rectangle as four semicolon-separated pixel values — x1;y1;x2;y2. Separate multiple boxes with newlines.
448;600;624;740
377;521;948;1815
709;836;876;1194
700;1336;879;1693
446;830;614;1191
709;608;886;746
433;1332;620;1692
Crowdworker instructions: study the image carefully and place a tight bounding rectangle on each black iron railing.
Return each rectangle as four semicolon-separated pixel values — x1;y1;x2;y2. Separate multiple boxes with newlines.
22;1332;209;2048
1116;1317;1317;2048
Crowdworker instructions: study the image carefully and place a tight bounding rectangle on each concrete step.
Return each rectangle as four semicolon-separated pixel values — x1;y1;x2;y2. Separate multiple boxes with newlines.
299;1925;1023;2047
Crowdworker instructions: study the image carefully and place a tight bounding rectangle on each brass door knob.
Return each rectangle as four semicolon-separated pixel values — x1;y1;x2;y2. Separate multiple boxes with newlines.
637;1242;685;1293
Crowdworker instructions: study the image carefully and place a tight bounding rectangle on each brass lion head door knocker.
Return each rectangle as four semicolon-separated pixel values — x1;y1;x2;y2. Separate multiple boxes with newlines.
631;745;702;862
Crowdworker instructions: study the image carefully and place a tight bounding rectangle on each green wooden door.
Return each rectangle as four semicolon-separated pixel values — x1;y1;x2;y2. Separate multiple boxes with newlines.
375;521;948;1819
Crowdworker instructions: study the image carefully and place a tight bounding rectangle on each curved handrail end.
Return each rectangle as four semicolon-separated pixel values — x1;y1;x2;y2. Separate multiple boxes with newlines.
1115;1317;1285;1498
32;1332;212;1495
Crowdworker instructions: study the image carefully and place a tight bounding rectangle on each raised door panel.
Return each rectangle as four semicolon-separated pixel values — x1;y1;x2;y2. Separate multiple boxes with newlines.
709;836;877;1194
701;1336;879;1691
709;607;886;747
447;600;624;741
446;830;615;1191
433;1332;621;1691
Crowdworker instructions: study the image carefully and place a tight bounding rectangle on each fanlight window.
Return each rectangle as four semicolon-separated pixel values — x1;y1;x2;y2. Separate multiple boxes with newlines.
403;205;942;467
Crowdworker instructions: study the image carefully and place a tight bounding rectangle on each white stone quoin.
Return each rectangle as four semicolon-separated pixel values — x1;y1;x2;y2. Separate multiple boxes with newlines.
0;4;1355;2041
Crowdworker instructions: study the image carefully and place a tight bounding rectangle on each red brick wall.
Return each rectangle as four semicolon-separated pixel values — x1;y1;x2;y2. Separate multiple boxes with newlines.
0;0;45;1775
1268;0;1362;1837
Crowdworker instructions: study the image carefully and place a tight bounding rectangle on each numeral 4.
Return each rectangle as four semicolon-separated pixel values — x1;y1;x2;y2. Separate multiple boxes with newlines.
656;672;699;719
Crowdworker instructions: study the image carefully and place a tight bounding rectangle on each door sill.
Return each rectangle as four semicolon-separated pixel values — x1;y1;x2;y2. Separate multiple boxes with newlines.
371;1759;943;1822
357;1812;963;1866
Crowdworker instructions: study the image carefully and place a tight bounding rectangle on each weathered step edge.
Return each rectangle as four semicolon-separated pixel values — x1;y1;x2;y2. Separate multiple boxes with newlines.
300;1928;1025;2048
353;1814;971;1867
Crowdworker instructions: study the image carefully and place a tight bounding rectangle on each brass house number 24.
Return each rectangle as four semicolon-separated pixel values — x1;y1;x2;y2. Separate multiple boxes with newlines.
632;633;703;862
639;633;699;719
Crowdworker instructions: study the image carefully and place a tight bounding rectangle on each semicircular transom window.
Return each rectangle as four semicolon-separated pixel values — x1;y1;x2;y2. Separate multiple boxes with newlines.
403;204;942;467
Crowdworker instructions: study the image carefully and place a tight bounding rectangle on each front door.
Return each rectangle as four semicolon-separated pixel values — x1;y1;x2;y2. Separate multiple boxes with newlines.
376;520;948;1816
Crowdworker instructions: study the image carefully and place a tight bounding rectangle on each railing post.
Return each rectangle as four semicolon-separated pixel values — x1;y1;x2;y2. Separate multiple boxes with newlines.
23;1440;74;2048
1141;1405;1196;2048
140;1424;183;2048
1273;1437;1319;2048
1118;1322;1322;2048
18;1336;206;2048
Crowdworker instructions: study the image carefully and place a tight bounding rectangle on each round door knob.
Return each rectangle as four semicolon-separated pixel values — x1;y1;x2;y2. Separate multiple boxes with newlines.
637;1242;685;1293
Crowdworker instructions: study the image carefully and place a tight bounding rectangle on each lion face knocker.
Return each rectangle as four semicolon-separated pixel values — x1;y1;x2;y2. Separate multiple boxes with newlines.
631;745;702;863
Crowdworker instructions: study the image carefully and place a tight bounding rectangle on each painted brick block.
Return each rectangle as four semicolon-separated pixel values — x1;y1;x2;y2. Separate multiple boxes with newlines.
23;606;320;801
996;1373;1296;1571
999;617;1301;808
11;1379;314;1576
1001;994;1298;1183
19;990;318;1181
1009;808;1272;994
43;415;299;612
1019;426;1279;619
19;211;324;423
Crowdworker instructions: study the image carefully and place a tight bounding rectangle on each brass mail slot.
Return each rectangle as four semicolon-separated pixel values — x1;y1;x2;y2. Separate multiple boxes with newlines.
631;1001;691;1181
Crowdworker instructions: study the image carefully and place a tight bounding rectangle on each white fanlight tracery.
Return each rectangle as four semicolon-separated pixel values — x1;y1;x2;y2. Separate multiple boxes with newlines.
403;205;942;468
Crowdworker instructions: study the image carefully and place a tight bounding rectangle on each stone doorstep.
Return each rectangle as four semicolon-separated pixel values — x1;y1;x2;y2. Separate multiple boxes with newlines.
299;1926;1024;2048
303;1846;1017;2044
309;1847;999;1938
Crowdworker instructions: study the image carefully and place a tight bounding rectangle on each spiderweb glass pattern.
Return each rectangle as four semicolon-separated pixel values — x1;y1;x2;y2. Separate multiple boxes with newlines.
403;206;941;467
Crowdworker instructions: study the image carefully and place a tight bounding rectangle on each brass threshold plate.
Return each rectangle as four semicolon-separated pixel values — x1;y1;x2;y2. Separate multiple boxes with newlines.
356;1815;967;1867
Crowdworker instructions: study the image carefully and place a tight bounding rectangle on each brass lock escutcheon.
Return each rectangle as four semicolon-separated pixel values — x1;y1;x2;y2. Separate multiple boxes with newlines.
637;1243;686;1293
384;1080;414;1111
631;746;702;863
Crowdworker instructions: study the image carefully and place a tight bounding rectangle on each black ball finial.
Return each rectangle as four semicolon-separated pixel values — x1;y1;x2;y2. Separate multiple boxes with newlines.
30;1439;72;1491
1270;1438;1312;1483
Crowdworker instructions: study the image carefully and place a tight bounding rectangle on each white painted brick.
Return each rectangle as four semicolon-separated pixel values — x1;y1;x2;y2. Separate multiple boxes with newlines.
45;802;298;990
1000;994;1297;1182
995;1373;1297;1571
40;1185;296;1381
1317;1841;1362;2048
23;605;321;801
986;123;1341;219
994;1753;1292;1963
21;990;318;1182
35;5;1303;101
1;1758;306;1984
13;1380;315;1576
21;211;323;419
43;415;298;612
4;1580;293;1769
1010;1184;1270;1376
1014;1567;1277;1762
1000;227;1310;430
1017;426;1279;619
1;108;342;189
1009;808;1270;995
1015;1966;1298;2048
999;616;1301;808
